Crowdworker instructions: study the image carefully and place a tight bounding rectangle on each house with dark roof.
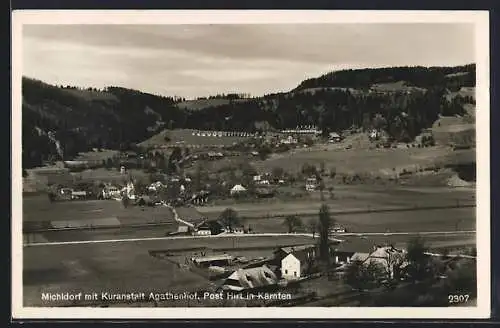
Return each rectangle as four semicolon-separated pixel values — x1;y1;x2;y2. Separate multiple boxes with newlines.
279;245;317;280
175;206;208;228
333;239;407;279
195;220;226;235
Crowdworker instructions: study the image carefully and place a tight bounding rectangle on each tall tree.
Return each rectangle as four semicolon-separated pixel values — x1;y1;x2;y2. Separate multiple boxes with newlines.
318;204;334;264
219;208;240;232
283;215;303;233
307;218;318;238
121;194;130;208
405;237;431;282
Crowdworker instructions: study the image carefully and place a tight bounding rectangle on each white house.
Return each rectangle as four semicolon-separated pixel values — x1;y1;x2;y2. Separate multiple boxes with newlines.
101;184;121;199
230;184;247;196
280;247;316;280
305;177;318;191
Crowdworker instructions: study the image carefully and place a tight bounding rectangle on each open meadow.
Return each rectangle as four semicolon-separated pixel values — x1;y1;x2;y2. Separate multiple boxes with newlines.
253;144;474;176
23;234;316;306
196;185;475;217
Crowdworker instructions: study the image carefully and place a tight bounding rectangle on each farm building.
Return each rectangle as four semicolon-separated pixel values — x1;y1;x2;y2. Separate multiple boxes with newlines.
100;184;121;199
70;190;88;200
328;132;343;142
280;136;298;145
365;246;407;279
190;191;209;205
195;220;226;235
148;181;165;192
279;245;317;280
281;125;321;136
230;184;247;196
332;238;381;265
333;239;407;278
221;265;278;292
192;254;234;268
305;177;318;191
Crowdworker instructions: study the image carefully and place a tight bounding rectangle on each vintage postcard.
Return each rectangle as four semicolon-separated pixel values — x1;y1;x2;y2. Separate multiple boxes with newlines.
11;10;490;319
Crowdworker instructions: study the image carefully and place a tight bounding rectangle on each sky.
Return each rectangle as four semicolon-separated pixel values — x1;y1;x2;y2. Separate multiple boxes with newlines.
22;24;475;99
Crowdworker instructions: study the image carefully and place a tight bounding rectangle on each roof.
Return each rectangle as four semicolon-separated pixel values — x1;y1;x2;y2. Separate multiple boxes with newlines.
192;254;233;263
280;244;316;254
351;252;370;262
329;132;341;138
231;184;247;191
224;265;278;291
369;246;404;259
284;250;310;265
175;206;207;225
334;238;377;254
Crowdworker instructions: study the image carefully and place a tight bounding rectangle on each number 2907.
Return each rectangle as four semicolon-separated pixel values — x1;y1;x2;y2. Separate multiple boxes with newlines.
448;294;469;303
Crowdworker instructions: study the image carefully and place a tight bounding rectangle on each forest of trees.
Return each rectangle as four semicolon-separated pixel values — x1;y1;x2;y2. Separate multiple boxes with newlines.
295;64;476;91
21;64;475;169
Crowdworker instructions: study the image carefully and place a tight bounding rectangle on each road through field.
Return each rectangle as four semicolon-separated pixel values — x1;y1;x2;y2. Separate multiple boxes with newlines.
23;230;475;247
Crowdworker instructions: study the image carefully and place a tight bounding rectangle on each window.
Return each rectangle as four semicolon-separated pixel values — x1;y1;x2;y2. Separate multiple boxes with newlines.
285;270;288;274
294;271;297;277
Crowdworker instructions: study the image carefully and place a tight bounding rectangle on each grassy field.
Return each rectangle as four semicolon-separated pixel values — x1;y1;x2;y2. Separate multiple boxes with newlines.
253;144;474;176
242;207;475;234
196;185;475;217
23;241;208;307
73;149;119;162
22;234;315;306
23;198;176;225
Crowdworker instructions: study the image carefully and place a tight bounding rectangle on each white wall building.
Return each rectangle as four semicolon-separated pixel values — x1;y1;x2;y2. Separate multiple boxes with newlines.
281;253;302;280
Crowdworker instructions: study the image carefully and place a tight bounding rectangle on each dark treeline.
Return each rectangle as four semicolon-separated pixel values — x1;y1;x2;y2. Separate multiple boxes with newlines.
21;64;475;169
295;64;476;91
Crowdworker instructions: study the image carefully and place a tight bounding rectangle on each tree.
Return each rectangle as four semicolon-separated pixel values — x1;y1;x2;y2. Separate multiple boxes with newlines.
405;237;432;282
47;192;56;203
307;218;318;238
258;144;272;160
105;158;114;169
318;204;334;264
319;161;326;175
219;208;240;232
194;164;203;191
318;178;326;201
272;166;285;181
385;248;406;280
344;260;385;291
328;186;334;199
122;194;130;208
372;113;388;131
329;166;337;180
283;215;303;233
301;163;317;177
